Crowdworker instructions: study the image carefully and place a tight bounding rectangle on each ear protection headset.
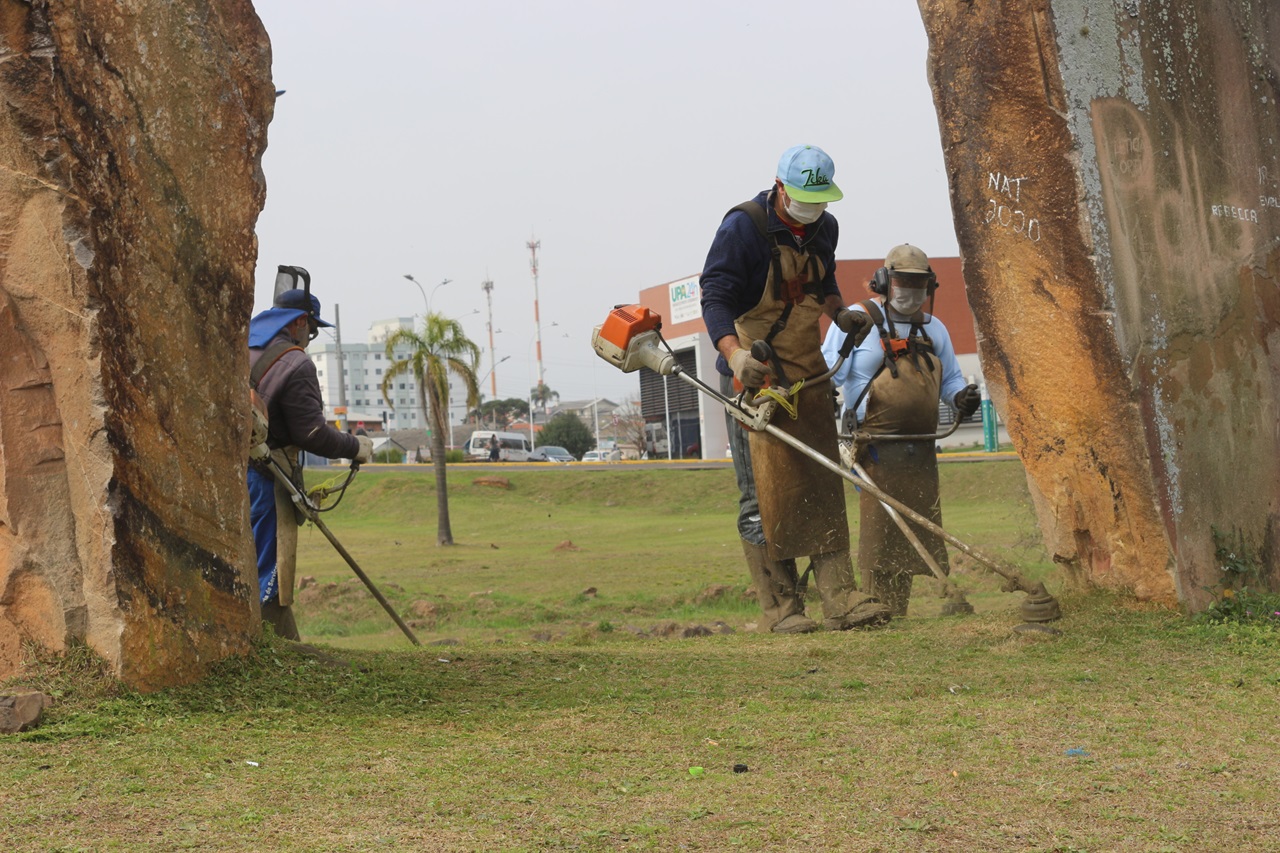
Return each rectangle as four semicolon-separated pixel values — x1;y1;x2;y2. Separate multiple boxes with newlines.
869;265;939;295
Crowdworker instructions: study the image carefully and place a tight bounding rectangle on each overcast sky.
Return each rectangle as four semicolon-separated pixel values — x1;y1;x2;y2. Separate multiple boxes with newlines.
251;0;958;405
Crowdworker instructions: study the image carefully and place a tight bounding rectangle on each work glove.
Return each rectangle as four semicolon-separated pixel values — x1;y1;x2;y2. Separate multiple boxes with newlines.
728;347;771;389
834;308;872;347
953;384;981;419
354;435;374;464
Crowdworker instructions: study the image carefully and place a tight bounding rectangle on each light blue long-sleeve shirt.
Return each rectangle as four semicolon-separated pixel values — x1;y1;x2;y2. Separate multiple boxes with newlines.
821;299;967;423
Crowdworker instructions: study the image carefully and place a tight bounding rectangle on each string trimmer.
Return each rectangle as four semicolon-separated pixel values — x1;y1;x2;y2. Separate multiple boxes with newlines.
251;446;422;646
591;304;1060;625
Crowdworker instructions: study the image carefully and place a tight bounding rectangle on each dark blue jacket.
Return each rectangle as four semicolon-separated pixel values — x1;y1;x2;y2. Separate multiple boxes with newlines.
699;189;841;375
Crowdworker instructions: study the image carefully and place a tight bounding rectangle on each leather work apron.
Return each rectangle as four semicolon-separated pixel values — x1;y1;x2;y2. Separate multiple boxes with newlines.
735;242;848;562
856;343;948;577
270;446;303;606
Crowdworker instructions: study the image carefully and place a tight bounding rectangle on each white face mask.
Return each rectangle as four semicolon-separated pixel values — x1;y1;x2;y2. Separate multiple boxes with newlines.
888;285;928;316
785;196;826;225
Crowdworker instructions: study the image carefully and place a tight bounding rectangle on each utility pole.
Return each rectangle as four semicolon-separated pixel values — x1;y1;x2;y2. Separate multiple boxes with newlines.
527;237;545;411
482;278;497;404
333;304;348;432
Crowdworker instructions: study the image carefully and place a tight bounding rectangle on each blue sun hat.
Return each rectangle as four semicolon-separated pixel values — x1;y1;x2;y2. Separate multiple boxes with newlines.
776;144;843;203
248;290;334;347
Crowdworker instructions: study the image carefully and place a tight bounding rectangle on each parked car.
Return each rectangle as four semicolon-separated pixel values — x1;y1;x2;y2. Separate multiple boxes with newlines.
529;445;574;463
579;449;621;463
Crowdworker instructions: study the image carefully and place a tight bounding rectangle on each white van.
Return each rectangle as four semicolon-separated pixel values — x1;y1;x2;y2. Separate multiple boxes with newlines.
465;430;532;462
643;422;669;457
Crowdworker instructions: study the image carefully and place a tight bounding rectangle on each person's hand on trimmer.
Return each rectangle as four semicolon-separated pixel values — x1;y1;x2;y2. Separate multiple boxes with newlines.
953;384;981;418
834;308;872;346
729;347;771;389
354;435;374;464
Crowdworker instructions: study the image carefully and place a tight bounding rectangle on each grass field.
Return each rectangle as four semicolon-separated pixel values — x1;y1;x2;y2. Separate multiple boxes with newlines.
289;461;1054;645
3;462;1279;851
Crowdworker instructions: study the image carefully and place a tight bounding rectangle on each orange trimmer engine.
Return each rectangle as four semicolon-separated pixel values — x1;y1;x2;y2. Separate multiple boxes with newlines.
592;304;676;375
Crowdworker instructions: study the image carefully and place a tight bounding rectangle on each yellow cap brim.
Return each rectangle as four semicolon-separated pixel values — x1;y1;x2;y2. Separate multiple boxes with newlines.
782;182;843;203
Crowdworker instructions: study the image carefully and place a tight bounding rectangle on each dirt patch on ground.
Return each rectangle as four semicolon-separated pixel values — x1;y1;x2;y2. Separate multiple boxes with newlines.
472;477;511;489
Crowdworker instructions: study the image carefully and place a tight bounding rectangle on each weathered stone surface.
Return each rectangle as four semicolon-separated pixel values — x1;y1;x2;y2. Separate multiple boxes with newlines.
921;1;1280;608
0;690;51;734
0;2;272;687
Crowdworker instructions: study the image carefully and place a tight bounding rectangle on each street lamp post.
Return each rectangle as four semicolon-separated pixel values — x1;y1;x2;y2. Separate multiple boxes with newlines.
403;274;452;318
432;278;452;313
402;274;451;440
403;274;428;316
399;276;431;434
440;309;479;449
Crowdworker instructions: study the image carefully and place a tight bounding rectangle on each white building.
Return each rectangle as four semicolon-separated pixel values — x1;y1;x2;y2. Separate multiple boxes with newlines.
306;318;475;440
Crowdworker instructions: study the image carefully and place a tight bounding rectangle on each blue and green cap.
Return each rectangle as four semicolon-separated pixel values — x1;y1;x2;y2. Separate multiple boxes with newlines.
776;144;843;203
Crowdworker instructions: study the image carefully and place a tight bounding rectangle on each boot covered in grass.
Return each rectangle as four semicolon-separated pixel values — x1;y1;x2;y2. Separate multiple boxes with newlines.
810;550;891;630
741;540;817;634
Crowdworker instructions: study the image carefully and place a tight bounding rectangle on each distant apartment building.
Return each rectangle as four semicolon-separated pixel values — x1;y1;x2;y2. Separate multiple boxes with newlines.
306;318;474;435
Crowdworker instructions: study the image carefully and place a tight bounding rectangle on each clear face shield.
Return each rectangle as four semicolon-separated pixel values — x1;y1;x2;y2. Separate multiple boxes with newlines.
887;273;935;318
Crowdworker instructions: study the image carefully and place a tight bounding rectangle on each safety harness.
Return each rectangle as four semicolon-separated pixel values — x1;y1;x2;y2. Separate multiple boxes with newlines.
846;299;937;422
726;199;825;351
249;339;305;456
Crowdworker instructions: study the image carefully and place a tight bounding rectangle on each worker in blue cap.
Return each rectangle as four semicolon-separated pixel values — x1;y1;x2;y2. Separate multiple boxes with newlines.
700;145;890;633
247;275;371;640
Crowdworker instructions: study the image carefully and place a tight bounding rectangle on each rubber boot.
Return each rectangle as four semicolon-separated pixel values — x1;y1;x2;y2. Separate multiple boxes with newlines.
261;599;301;641
810;550;891;630
867;569;913;618
741;540;817;634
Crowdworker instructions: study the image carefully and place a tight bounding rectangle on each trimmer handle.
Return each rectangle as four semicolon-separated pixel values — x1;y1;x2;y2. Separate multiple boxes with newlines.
837;323;860;359
750;340;791;387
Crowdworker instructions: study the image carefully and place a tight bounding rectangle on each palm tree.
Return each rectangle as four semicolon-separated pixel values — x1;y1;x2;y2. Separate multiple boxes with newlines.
382;314;480;545
530;382;559;415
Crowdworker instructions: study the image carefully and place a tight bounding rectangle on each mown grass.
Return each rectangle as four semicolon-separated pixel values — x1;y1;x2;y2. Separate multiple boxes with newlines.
289;462;1052;648
4;463;1279;851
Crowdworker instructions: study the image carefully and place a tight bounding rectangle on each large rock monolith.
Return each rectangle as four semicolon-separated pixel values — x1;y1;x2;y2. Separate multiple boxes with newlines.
920;1;1280;608
0;2;272;688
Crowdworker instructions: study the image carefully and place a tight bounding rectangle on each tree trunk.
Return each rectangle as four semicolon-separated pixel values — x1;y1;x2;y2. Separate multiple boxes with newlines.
426;380;454;545
418;377;429;438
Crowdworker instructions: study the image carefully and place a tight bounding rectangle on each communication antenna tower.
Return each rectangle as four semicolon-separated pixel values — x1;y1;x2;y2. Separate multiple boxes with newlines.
527;237;545;399
482;278;497;399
